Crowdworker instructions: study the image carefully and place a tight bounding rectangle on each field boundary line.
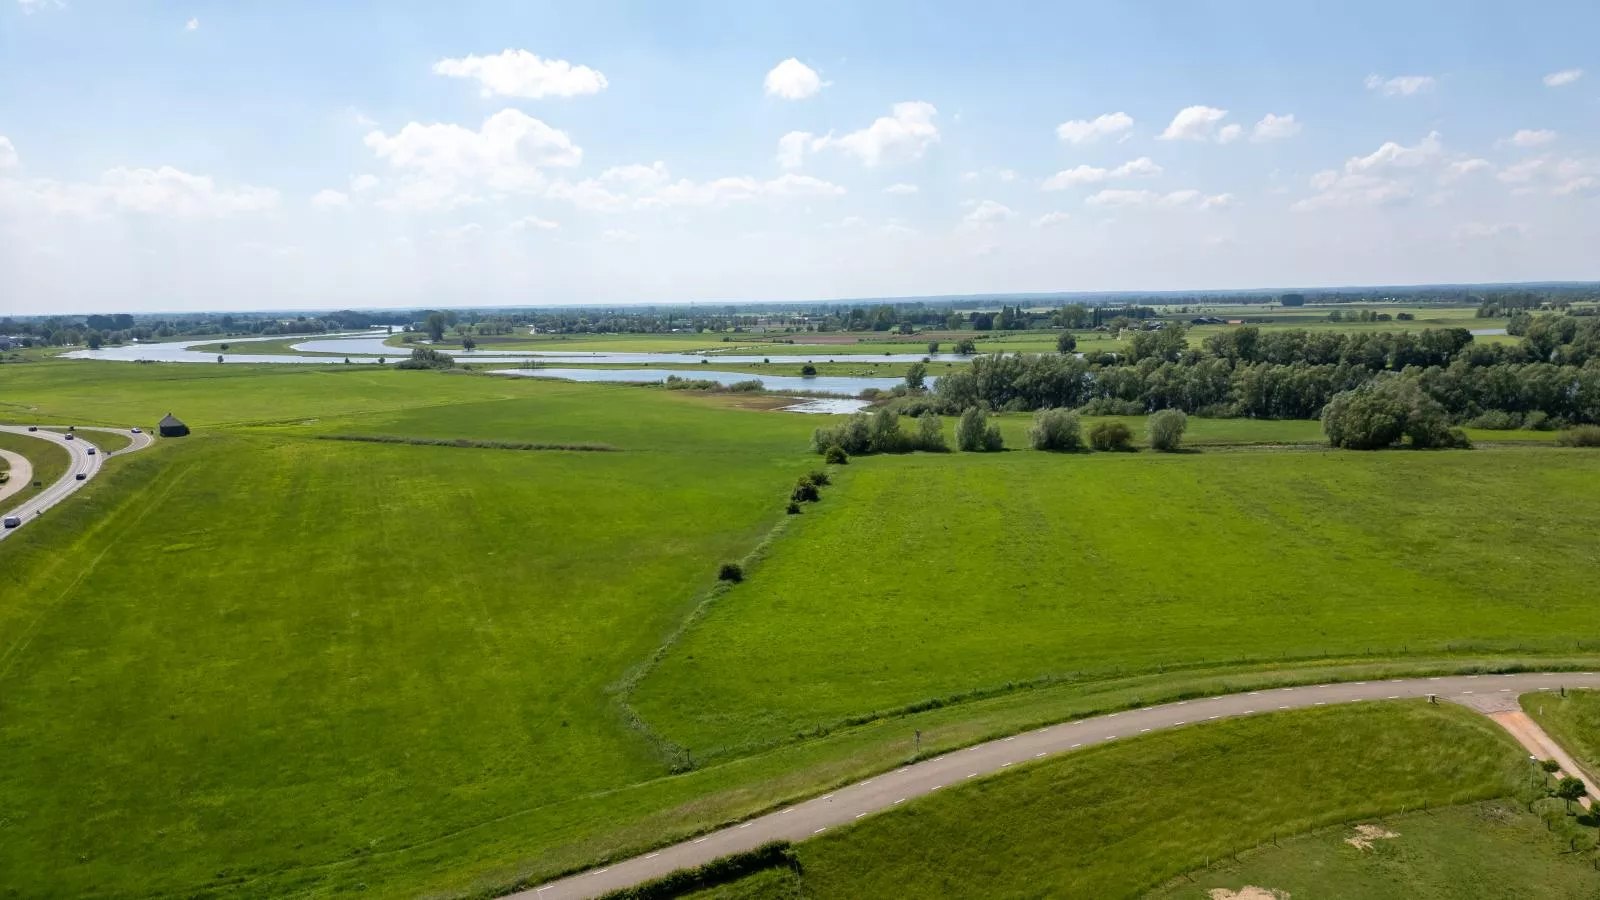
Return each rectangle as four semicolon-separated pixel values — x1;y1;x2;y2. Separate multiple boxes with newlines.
608;513;797;769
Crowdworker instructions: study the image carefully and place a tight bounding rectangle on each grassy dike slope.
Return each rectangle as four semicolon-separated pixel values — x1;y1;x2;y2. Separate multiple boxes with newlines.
0;377;817;898
1147;801;1600;900
635;447;1600;756
709;703;1528;898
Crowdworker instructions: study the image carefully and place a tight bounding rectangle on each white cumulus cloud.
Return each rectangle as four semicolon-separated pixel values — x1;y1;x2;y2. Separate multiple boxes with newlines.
1055;112;1133;144
764;58;824;100
962;199;1014;225
1365;74;1436;96
432;49;608;99
310;189;349;209
1505;128;1557;148
0;166;279;217
1251;113;1301;142
780;101;940;168
1033;211;1071;227
350;174;380;192
1084;188;1230;209
508;215;559;232
883;183;919;195
0;136;16;169
1345;131;1443;173
1041;156;1162;190
1543;69;1583;87
1159;105;1231;142
549;165;843;212
363;109;581;208
1440;158;1491;183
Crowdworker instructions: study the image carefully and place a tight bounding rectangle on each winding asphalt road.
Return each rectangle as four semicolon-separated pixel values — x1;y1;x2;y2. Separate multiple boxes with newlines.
0;425;154;542
0;449;31;507
521;671;1600;900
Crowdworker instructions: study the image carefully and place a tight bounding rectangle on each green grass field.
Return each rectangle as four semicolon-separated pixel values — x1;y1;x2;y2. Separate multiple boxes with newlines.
707;703;1530;898
634;447;1600;756
1523;689;1600;777
1147;800;1600;900
0;374;821;897
0;431;71;495
2;358;1597;898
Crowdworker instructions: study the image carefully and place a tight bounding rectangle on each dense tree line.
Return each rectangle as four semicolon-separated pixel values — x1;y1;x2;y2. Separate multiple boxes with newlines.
917;318;1600;425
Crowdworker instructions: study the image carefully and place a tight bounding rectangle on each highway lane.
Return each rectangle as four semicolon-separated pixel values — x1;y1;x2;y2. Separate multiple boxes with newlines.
0;425;153;542
519;671;1600;900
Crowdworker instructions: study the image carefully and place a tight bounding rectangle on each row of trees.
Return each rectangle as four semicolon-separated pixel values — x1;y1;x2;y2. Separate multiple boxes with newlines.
920;318;1600;425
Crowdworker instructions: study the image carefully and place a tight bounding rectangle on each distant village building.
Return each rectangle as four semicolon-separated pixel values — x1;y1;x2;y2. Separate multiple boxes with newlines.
157;413;190;438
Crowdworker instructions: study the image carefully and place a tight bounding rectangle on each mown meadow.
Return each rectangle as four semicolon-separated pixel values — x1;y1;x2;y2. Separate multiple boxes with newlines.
634;445;1600;756
2;358;1599;898
1146;800;1600;900
687;703;1539;898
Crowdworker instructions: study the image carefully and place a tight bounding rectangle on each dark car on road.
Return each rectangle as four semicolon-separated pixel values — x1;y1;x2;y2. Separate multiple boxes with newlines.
75;473;86;481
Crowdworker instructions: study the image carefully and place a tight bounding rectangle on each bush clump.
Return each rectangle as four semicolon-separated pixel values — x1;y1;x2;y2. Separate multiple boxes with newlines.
1027;408;1083;451
1467;409;1521;430
597;842;796;900
791;477;820;503
1557;426;1600;447
1090;420;1134;451
823;444;848;464
956;406;1004;452
396;347;456;370
1147;408;1189;452
717;563;743;583
1322;377;1471;450
812;409;945;456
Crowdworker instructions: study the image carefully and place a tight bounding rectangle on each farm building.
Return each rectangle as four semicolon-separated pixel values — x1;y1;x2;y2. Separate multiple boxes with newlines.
158;413;190;438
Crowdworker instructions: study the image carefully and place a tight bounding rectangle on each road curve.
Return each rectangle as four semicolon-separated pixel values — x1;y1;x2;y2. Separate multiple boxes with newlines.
520;671;1600;900
0;449;32;506
0;425;154;542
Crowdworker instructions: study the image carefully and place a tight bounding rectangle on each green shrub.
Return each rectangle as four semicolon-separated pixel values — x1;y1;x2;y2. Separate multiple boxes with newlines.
1467;410;1521;430
823;444;848;464
1322;377;1471;450
596;842;796;900
718;563;743;583
395;347;456;370
1027;408;1083;451
812;414;871;455
956;407;1003;452
800;364;818;377
807;469;831;487
916;413;948;451
904;362;927;390
1557;426;1600;447
1056;331;1076;353
1147;409;1188;452
791;478;820;503
1090;420;1134;451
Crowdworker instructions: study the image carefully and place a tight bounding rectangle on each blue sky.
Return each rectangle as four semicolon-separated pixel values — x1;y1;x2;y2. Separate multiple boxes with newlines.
2;1;1597;313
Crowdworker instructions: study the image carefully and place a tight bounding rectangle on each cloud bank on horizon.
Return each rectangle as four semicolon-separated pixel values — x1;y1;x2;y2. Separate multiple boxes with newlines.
0;1;1597;313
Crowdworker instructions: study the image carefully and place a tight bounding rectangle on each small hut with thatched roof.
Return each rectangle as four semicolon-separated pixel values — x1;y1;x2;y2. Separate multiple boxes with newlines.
158;413;189;438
